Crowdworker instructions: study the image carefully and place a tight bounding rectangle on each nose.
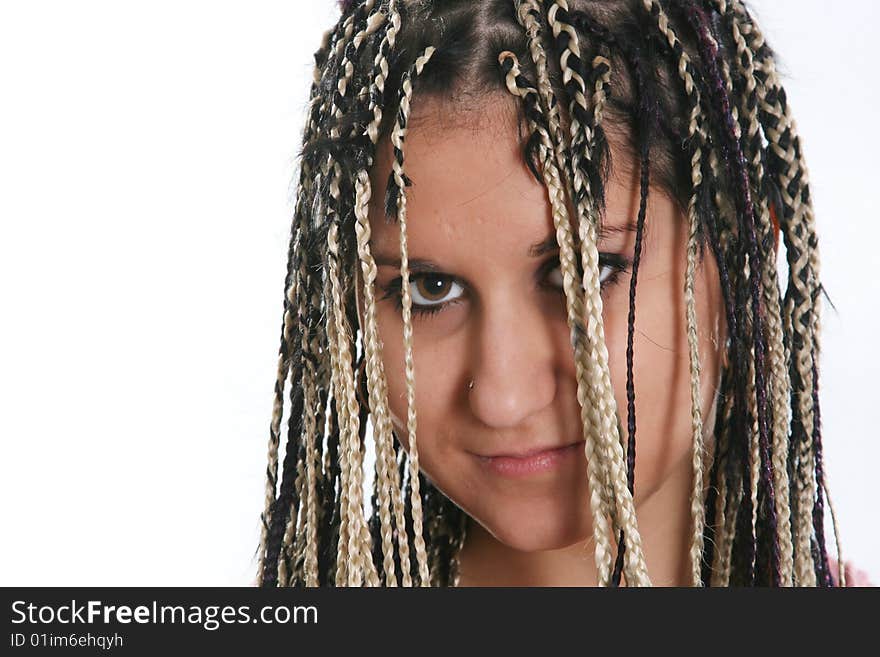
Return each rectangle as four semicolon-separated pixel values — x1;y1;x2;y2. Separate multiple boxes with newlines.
466;294;557;429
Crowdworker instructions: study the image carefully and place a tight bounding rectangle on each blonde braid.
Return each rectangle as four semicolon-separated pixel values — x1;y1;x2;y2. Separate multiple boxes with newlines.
522;0;651;587
259;271;295;585
708;150;735;254
711;375;742;587
338;7;389;591
520;2;573;183
704;152;739;588
354;169;400;585
708;403;732;586
710;41;762;584
264;2;379;588
292;181;325;588
389;45;438;587
274;186;328;587
641;0;717;586
291;455;313;586
308;213;335;585
728;1;821;585
286;196;337;587
323;232;354;586
718;476;742;586
715;0;794;584
257;23;340;587
301;355;321;585
541;0;613;554
528;1;606;517
352;2;413;589
360;0;415;586
683;41;712;589
746;335;760;578
308;7;366;157
277;454;305;586
329;216;381;587
499;50;618;587
684;151;707;587
368;2;401;145
264;0;439;587
281;299;322;587
316;1;396;588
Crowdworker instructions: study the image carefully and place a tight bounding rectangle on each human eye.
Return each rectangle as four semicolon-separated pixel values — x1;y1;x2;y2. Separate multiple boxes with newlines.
542;253;630;290
379;272;466;318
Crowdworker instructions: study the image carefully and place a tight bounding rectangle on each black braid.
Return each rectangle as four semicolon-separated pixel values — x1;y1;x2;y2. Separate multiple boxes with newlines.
612;40;657;587
810;359;833;586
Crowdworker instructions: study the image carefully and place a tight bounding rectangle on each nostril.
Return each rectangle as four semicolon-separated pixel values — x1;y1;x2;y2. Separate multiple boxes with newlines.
467;373;556;430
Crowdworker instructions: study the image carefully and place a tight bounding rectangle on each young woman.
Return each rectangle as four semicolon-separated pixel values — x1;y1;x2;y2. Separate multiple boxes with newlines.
255;0;854;586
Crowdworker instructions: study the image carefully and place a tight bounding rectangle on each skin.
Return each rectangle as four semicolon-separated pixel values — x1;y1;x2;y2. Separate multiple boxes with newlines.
360;92;725;586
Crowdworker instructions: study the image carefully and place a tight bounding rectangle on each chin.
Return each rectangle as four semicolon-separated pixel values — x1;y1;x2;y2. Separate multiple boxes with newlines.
471;502;590;553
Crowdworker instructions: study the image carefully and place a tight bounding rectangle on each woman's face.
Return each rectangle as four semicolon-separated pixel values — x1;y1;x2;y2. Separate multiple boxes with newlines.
363;94;724;552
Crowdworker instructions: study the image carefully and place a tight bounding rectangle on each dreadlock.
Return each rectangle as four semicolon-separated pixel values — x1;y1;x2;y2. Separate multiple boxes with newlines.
256;0;839;587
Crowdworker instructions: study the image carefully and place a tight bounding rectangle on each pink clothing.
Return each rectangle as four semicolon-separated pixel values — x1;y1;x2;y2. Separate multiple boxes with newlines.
829;560;874;587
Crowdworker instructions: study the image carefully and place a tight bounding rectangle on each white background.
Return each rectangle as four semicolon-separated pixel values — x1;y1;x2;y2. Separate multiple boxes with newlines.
1;1;876;586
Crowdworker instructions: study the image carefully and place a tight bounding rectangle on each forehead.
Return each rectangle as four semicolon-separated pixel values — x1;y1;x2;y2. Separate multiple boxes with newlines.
367;93;554;259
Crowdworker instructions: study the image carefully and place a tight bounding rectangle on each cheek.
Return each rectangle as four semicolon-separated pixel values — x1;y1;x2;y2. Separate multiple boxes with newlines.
373;306;461;460
373;307;409;436
600;256;723;502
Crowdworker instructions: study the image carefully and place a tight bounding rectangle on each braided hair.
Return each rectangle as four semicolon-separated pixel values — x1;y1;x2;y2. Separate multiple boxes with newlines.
255;0;839;587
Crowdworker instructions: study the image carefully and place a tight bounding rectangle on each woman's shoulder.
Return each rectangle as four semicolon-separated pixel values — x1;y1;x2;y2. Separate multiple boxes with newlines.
829;560;874;587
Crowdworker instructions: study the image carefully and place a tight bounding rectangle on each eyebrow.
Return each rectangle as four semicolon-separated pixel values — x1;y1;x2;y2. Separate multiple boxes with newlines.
373;220;639;269
527;220;639;257
373;255;442;271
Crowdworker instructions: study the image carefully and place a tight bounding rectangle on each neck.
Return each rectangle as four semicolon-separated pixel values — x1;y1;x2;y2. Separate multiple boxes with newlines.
455;451;695;587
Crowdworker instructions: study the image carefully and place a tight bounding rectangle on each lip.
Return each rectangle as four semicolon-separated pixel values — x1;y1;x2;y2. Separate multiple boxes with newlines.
476;442;583;478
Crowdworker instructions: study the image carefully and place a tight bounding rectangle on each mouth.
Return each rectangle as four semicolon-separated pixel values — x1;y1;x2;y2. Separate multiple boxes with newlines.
474;441;584;478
